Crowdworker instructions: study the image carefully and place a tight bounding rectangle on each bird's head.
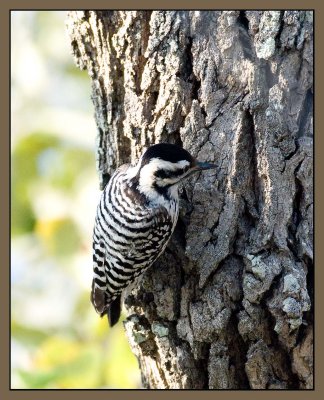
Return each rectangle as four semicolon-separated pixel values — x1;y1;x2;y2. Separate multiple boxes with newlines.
129;143;216;200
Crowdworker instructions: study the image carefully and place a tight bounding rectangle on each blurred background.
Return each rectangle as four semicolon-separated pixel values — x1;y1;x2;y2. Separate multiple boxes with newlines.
11;11;141;389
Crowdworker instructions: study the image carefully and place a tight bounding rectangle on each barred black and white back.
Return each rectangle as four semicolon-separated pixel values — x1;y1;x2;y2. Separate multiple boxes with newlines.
91;143;217;327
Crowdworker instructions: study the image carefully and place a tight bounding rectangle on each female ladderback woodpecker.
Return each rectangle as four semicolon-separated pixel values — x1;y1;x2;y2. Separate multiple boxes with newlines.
91;143;216;326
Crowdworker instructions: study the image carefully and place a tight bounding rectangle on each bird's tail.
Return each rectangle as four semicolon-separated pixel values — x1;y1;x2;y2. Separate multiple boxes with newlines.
107;295;121;327
91;279;106;314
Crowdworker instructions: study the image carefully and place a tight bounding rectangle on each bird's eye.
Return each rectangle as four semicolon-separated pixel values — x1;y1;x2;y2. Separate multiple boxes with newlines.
155;170;170;179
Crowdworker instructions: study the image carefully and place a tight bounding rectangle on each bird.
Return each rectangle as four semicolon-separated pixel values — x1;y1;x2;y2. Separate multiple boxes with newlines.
91;142;217;327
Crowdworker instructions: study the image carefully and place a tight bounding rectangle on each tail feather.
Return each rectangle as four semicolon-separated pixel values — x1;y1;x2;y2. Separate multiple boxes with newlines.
91;280;106;314
107;295;121;327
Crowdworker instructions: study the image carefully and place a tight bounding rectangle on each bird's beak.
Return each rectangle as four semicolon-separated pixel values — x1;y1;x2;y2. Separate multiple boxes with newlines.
182;161;217;180
195;161;217;170
180;160;217;182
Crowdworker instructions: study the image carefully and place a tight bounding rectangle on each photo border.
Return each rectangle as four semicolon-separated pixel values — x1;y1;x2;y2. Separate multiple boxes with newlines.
2;1;320;399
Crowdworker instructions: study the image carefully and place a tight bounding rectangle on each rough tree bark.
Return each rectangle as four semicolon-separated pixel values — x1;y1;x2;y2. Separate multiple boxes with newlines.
66;11;313;389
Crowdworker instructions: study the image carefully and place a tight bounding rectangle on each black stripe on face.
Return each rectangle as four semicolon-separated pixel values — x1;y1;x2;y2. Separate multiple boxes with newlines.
154;166;189;179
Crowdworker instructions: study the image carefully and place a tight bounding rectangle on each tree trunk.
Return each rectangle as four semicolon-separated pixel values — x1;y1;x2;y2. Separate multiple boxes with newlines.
66;10;313;389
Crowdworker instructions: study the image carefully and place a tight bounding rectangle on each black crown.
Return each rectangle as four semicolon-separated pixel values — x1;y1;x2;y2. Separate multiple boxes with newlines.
141;143;194;166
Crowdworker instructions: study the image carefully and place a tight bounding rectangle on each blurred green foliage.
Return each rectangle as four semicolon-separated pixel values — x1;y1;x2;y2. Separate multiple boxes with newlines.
11;132;58;235
11;11;141;389
36;217;81;257
15;320;139;389
11;131;93;238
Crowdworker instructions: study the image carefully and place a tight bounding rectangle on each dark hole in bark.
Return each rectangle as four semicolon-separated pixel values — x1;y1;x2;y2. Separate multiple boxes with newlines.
237;11;249;31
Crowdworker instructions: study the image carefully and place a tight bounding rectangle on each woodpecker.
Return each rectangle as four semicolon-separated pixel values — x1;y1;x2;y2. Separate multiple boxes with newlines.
91;143;216;326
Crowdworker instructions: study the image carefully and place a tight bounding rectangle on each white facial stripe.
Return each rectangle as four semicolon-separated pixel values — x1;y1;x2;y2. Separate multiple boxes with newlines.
174;159;191;169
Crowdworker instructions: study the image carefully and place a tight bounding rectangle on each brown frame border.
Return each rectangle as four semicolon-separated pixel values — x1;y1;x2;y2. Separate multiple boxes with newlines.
2;1;320;399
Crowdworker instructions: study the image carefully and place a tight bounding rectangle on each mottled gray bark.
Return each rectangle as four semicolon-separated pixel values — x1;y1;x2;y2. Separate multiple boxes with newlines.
67;10;313;389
